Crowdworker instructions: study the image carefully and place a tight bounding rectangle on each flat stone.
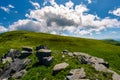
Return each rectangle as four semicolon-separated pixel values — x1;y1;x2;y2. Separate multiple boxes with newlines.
2;57;13;64
53;62;69;71
66;68;86;80
22;46;33;52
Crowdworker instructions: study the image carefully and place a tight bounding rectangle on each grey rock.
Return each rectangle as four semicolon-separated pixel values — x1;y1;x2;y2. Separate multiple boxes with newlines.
63;50;69;54
12;69;27;79
22;46;33;52
36;45;49;51
0;58;31;79
2;57;13;64
66;68;86;80
42;56;54;66
5;49;21;59
53;62;69;72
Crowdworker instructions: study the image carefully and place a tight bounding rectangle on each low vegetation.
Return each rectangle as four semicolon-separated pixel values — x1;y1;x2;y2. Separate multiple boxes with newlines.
0;30;120;79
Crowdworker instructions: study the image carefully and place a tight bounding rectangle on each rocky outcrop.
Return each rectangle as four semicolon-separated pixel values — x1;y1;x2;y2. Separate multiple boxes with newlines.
0;58;31;79
66;68;86;80
75;52;109;71
72;52;120;80
36;45;53;66
20;46;33;59
0;47;32;80
53;62;69;75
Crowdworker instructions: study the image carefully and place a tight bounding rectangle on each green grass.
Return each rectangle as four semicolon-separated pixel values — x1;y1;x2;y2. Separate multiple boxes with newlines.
0;30;120;80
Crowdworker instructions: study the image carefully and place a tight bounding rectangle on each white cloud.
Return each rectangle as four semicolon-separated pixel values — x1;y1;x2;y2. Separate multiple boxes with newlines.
87;0;92;4
8;1;120;36
8;4;14;8
109;8;120;16
0;4;15;13
29;0;40;9
0;6;10;13
0;26;8;33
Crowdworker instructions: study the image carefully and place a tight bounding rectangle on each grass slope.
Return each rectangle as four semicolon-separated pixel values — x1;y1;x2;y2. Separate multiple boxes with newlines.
0;31;120;79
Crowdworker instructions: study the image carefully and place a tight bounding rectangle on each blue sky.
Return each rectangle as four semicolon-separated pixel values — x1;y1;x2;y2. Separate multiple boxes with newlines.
0;0;120;39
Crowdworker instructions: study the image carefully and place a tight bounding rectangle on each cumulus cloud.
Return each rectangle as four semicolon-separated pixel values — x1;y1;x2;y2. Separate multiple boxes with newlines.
109;8;120;16
0;4;15;13
0;26;8;33
8;1;120;36
29;0;40;9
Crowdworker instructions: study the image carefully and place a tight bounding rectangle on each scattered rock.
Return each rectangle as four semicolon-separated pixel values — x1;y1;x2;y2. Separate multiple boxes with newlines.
63;50;69;54
22;46;33;52
67;52;74;57
5;49;21;59
42;56;54;66
53;62;69;75
12;69;27;79
20;46;33;58
0;58;31;79
36;45;53;66
66;68;86;80
36;45;49;51
2;57;12;64
77;52;109;71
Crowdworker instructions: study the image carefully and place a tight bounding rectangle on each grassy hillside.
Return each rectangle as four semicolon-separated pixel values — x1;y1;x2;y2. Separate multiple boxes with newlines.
0;31;120;79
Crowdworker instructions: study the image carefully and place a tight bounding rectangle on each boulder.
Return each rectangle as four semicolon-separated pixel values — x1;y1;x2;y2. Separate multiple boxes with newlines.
67;52;74;57
42;56;54;66
2;57;13;64
22;46;33;52
66;68;86;80
36;45;53;66
36;45;49;51
0;58;31;79
63;50;69;54
12;69;27;79
53;62;69;73
5;49;21;59
92;63;108;71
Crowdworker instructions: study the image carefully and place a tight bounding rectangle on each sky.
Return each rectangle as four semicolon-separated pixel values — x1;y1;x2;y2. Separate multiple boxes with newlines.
0;0;120;39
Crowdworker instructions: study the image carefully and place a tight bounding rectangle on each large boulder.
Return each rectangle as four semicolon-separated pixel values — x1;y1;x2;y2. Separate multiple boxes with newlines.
20;46;33;59
42;56;54;66
36;45;53;66
22;46;33;52
36;45;49;51
2;57;13;64
4;49;21;59
66;68;86;80
53;62;69;75
77;52;109;71
0;58;31;79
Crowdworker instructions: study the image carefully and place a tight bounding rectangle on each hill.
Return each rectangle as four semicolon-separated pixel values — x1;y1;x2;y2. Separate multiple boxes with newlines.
0;31;120;80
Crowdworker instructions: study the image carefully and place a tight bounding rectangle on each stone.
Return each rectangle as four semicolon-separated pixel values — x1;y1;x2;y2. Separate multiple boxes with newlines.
63;50;69;54
92;63;108;71
66;68;86;80
22;46;33;52
53;62;69;72
5;49;21;59
36;45;49;51
12;69;27;79
0;58;31;79
42;56;54;66
2;57;13;64
36;49;52;60
67;52;74;57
